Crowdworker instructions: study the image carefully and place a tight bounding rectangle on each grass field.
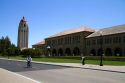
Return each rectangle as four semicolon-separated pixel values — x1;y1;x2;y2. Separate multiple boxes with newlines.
0;55;125;66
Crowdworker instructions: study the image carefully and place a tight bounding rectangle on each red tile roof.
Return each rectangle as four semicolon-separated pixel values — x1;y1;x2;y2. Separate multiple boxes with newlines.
33;41;45;46
86;24;125;38
47;26;95;38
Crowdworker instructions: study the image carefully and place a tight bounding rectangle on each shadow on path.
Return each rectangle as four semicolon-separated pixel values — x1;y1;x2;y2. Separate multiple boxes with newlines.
0;59;69;72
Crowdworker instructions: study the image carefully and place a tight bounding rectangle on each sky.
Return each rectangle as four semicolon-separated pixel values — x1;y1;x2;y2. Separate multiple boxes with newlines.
0;0;125;48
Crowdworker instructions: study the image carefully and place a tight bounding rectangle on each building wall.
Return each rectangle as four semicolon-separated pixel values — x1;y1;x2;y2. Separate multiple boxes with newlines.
32;44;45;50
86;33;125;56
45;31;93;56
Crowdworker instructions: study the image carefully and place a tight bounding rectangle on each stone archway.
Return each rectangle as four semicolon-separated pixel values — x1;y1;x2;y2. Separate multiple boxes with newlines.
114;48;122;56
65;48;71;56
105;48;112;56
73;47;80;56
58;48;63;56
52;49;57;56
97;48;103;56
90;49;96;56
47;49;51;56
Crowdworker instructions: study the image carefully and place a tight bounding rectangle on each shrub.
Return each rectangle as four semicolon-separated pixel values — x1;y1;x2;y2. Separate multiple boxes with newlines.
21;48;43;58
44;56;125;61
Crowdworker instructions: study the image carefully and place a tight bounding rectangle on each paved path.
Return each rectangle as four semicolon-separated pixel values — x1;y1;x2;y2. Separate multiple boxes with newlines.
34;61;125;73
0;68;40;83
0;58;125;83
1;58;125;73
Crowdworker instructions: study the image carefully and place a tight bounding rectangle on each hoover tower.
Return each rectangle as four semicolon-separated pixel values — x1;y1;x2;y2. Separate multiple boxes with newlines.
17;16;29;49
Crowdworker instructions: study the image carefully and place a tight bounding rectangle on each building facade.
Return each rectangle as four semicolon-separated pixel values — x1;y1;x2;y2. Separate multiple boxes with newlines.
17;17;29;49
33;24;125;56
45;26;95;56
86;24;125;56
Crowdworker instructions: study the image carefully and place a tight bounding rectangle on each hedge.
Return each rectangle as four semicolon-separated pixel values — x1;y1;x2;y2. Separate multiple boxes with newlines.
44;56;125;61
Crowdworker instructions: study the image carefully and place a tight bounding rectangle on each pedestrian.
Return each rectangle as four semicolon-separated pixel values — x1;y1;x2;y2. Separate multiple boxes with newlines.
81;56;85;65
27;55;32;68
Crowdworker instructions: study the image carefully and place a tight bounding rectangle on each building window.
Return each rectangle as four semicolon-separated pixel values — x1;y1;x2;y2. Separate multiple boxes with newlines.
72;36;75;44
105;38;112;44
109;38;112;44
72;35;80;44
113;37;121;43
97;39;100;45
69;37;72;44
65;37;68;44
52;40;55;46
92;39;96;45
124;36;125;42
47;40;51;46
61;38;64;44
67;37;70;44
113;37;117;43
24;24;26;27
77;35;81;43
118;37;121;43
58;39;63;45
86;40;90;46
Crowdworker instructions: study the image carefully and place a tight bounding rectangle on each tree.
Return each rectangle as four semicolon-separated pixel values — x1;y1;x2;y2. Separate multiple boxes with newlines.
0;36;5;53
5;36;11;49
0;36;18;56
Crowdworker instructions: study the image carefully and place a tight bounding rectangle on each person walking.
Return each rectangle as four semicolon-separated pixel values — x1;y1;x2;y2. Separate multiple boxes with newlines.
27;55;32;68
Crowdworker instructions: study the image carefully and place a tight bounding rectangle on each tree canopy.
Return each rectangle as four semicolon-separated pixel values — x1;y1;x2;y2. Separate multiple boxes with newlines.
0;36;20;56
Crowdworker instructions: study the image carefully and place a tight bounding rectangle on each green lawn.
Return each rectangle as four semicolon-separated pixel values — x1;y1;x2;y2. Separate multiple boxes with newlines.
33;57;80;63
85;60;125;66
0;55;25;60
0;55;125;66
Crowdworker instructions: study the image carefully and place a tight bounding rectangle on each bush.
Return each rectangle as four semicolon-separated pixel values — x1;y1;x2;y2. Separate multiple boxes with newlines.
7;47;20;56
21;48;43;58
44;56;125;61
45;56;81;60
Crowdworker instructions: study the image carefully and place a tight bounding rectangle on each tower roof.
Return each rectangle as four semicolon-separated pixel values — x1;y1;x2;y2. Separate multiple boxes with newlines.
21;16;26;22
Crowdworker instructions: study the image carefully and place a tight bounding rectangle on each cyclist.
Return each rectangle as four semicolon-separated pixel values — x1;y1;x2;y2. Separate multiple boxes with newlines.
27;55;32;68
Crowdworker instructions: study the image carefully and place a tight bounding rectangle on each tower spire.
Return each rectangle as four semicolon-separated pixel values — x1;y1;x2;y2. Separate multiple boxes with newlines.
22;16;26;21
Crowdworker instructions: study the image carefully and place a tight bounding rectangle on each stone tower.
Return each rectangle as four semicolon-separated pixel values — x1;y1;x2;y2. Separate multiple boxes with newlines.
17;16;29;49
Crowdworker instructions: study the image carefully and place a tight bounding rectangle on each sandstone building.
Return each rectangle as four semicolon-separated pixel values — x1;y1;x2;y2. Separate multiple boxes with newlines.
32;24;125;56
45;26;94;56
86;24;125;56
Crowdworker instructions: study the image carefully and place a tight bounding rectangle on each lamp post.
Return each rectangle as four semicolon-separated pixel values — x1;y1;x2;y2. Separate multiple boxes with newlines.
33;48;35;50
47;46;51;56
7;48;10;59
100;31;103;66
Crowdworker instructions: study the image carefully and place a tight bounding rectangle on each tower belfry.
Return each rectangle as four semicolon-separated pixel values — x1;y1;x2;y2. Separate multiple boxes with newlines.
17;16;29;49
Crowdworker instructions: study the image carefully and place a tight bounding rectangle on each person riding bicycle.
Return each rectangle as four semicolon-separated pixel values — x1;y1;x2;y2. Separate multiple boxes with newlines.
27;55;32;68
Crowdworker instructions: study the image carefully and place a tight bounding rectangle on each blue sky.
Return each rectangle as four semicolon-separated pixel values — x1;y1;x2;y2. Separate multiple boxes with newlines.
0;0;125;48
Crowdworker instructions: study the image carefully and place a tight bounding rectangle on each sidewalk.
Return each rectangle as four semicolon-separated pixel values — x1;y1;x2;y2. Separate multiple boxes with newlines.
0;68;41;83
